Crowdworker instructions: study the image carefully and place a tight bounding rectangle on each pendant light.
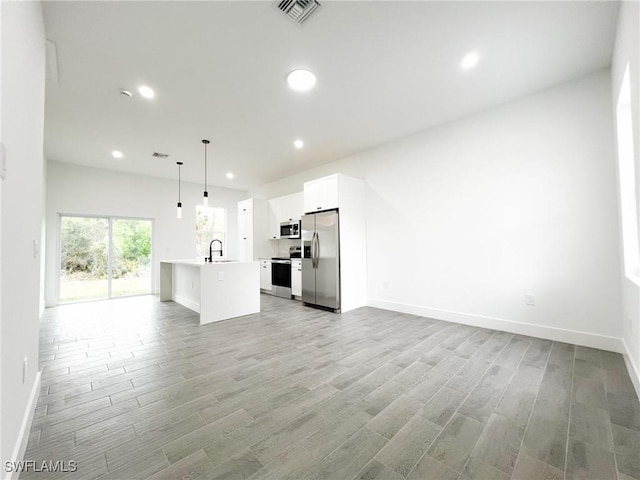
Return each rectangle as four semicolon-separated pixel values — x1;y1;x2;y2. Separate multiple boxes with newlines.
176;161;183;219
202;139;210;207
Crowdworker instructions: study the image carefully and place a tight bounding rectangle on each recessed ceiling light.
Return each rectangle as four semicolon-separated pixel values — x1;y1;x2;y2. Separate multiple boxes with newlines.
461;52;480;70
226;172;234;180
294;139;304;149
287;69;316;92
138;85;155;99
112;150;123;159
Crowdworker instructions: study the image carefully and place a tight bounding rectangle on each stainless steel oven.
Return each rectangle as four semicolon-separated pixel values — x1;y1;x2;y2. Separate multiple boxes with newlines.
271;258;292;298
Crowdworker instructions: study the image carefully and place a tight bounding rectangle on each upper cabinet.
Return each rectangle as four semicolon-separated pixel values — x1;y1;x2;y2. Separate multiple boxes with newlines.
284;192;304;222
267;199;281;240
303;175;339;213
268;192;303;240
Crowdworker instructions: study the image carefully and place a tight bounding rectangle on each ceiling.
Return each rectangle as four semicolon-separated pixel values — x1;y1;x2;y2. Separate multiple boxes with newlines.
42;1;620;191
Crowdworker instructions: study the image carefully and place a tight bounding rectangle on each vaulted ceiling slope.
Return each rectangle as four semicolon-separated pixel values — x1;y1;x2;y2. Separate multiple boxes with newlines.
42;1;619;190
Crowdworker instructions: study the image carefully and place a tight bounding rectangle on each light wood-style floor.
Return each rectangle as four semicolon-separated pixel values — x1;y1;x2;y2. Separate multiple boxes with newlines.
23;294;640;480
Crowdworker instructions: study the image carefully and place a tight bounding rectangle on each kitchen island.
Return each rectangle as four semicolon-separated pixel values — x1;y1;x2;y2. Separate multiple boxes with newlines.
159;259;260;325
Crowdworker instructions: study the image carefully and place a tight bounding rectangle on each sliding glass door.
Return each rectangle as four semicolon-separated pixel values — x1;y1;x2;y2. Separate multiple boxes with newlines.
111;218;152;298
59;215;152;303
59;216;109;302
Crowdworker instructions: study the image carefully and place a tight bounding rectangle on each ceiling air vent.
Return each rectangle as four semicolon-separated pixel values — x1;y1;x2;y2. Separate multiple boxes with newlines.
275;0;321;25
152;152;170;159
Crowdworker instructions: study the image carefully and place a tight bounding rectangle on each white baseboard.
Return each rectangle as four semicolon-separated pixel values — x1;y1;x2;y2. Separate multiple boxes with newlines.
5;370;42;480
368;299;625;354
173;294;200;314
622;338;640;399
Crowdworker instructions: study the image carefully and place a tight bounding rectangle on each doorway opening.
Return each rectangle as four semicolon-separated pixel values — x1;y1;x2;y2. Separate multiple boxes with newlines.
59;215;153;303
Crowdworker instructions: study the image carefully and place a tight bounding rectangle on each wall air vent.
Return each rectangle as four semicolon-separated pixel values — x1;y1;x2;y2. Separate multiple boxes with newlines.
275;0;321;25
152;152;170;159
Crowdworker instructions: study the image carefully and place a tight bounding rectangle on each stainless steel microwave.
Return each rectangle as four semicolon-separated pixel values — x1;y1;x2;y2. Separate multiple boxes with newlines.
280;220;300;239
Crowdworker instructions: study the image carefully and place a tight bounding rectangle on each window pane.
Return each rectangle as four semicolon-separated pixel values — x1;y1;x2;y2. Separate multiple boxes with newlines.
196;206;226;258
616;64;639;279
111;218;153;297
60;216;109;303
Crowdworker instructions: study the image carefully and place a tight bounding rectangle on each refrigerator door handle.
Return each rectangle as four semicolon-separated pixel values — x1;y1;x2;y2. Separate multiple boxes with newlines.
314;231;320;269
311;231;317;269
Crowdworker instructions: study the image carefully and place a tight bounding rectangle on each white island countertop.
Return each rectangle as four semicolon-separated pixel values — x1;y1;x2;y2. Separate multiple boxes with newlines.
162;258;235;265
160;259;260;325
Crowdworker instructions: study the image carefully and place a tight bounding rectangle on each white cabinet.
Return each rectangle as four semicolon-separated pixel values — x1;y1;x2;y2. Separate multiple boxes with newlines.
260;260;272;292
291;260;301;297
237;198;268;261
268;199;282;240
282;192;304;222
268;192;304;240
238;199;253;262
303;175;339;213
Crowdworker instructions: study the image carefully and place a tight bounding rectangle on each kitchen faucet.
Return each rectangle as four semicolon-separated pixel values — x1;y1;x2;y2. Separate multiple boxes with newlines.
206;239;223;262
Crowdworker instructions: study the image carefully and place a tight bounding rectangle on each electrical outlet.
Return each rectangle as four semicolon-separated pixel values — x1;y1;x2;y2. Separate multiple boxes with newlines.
218;272;224;281
23;357;28;383
383;281;389;290
33;239;39;259
525;294;535;306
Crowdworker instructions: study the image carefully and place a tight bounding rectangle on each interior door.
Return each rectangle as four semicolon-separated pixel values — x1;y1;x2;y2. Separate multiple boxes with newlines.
301;213;315;304
314;210;340;310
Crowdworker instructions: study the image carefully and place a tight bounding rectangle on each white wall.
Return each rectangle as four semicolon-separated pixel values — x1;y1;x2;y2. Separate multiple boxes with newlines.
0;0;4;467
612;1;640;391
1;1;46;472
45;161;248;306
252;69;623;352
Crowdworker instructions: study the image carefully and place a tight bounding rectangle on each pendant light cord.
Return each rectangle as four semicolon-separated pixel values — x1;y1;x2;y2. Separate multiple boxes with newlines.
204;141;208;192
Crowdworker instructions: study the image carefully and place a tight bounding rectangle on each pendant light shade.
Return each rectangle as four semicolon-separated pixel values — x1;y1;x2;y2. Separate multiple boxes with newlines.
176;161;183;219
202;139;210;207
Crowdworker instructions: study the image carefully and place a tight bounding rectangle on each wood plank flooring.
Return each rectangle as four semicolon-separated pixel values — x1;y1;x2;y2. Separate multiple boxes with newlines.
22;294;640;480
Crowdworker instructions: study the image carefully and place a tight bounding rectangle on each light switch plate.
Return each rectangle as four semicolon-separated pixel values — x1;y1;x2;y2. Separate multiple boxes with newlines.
218;272;224;281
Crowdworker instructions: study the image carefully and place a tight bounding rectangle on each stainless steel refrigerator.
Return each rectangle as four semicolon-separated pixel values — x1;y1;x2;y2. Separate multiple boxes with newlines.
302;209;340;312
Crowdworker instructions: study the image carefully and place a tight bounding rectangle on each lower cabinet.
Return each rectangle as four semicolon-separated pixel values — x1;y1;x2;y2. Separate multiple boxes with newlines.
260;260;272;293
291;260;302;298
